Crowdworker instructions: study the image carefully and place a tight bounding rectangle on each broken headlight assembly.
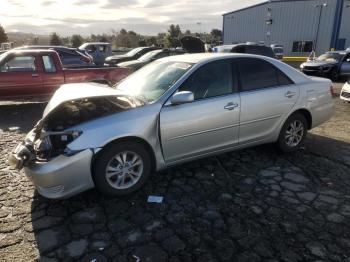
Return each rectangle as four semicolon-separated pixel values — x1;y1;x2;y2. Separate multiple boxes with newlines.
34;130;83;160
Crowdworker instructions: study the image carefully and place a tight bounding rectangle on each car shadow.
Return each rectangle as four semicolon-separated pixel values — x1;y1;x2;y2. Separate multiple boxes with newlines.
29;132;350;260
0;102;46;133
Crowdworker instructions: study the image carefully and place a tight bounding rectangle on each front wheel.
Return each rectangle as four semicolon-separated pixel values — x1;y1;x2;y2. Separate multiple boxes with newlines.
278;113;308;153
93;141;152;196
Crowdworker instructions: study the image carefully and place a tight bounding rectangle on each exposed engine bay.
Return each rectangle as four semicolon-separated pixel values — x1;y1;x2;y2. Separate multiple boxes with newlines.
24;95;144;162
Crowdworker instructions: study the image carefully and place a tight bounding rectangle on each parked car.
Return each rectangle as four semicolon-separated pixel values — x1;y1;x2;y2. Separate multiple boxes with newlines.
0;50;130;100
104;46;160;66
79;42;113;67
8;53;334;199
340;79;350;102
271;44;284;60
14;45;94;68
213;43;277;59
300;50;350;81
117;49;185;71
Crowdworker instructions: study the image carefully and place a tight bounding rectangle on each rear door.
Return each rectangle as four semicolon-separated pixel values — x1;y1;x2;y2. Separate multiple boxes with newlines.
160;59;240;163
237;57;299;144
0;54;43;99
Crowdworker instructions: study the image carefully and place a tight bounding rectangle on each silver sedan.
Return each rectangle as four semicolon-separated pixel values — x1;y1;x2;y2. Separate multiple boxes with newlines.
9;53;334;199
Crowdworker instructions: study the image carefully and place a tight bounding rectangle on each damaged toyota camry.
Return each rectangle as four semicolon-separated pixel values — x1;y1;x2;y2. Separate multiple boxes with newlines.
9;53;334;199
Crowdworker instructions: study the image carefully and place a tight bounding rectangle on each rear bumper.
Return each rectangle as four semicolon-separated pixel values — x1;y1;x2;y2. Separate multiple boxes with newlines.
23;149;95;199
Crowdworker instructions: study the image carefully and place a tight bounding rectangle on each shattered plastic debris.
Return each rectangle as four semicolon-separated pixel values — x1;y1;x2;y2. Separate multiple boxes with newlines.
98;247;104;251
133;255;141;262
90;259;96;262
147;195;163;203
8;126;20;132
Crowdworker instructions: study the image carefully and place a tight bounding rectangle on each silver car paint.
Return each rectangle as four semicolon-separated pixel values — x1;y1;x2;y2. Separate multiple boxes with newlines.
19;53;334;199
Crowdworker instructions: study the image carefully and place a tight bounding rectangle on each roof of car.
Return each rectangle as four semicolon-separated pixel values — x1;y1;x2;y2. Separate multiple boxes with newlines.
158;52;269;64
4;49;58;55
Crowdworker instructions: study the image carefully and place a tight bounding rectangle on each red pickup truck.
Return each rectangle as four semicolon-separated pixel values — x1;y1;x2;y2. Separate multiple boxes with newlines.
0;50;131;100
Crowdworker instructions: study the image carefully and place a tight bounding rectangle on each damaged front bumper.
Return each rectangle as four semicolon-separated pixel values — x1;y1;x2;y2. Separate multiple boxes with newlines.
8;131;96;199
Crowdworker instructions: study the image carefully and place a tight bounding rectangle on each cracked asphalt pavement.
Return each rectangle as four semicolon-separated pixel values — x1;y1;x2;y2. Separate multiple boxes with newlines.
0;82;349;262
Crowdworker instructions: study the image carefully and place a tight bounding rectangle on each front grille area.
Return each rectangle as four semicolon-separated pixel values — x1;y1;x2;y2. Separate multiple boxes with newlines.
341;91;350;98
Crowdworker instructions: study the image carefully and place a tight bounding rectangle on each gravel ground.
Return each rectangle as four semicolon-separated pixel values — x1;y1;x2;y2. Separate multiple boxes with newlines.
0;82;349;262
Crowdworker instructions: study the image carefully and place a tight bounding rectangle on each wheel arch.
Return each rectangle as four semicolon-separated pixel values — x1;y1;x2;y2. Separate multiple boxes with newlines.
92;136;157;171
289;108;312;130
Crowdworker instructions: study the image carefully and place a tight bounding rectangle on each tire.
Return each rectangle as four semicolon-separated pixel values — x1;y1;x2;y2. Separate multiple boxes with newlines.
93;141;152;196
278;113;308;153
330;68;339;82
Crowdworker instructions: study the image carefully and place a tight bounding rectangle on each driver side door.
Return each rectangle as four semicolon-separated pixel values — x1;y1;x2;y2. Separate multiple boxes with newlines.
159;59;240;164
0;54;43;99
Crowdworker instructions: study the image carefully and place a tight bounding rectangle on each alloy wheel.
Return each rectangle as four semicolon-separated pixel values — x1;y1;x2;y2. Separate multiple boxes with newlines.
285;120;304;147
105;151;144;189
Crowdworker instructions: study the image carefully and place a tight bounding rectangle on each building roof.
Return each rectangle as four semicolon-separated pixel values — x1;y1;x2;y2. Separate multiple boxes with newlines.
223;0;317;16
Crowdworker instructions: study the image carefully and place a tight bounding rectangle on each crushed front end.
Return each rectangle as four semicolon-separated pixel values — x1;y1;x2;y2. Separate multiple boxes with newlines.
8;92;143;199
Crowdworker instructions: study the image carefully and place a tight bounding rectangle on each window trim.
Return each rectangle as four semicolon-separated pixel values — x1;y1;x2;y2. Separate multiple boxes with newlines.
177;58;238;102
236;57;294;93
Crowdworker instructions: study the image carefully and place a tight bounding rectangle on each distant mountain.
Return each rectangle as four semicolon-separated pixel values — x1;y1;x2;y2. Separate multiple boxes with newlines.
7;32;50;46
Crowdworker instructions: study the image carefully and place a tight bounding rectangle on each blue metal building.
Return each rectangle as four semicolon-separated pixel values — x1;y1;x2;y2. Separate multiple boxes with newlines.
222;0;350;56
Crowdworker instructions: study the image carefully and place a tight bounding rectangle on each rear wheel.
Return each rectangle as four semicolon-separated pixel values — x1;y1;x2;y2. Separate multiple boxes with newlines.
330;68;339;82
93;141;152;196
278;113;308;153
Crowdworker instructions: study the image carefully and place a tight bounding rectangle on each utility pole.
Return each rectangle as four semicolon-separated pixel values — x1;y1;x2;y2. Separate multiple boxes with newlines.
313;3;327;55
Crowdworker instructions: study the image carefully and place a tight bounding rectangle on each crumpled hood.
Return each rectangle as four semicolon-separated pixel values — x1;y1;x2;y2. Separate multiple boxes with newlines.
43;83;126;117
302;60;337;67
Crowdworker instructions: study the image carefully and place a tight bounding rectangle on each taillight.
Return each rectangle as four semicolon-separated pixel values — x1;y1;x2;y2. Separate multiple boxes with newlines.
81;56;91;63
330;85;336;97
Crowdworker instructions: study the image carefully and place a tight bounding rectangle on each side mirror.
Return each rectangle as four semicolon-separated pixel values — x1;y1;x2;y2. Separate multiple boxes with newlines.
171;91;194;105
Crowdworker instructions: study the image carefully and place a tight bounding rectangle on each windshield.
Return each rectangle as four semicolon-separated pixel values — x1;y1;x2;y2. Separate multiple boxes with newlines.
126;47;144;57
138;50;161;61
115;60;192;102
316;53;343;62
274;48;283;53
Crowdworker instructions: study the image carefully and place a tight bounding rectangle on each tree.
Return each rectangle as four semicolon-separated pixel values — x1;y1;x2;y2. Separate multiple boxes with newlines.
50;32;62;45
0;24;8;43
166;24;182;48
210;29;222;39
71;34;83;48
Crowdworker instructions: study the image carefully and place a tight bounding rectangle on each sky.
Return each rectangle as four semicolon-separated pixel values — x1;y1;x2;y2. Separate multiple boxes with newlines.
0;0;264;36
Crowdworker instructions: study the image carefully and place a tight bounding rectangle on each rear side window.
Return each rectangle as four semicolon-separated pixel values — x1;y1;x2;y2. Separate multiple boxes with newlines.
179;59;234;100
238;58;293;91
42;55;57;73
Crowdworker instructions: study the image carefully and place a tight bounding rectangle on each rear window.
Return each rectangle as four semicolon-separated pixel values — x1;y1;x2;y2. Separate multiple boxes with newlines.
42;55;57;73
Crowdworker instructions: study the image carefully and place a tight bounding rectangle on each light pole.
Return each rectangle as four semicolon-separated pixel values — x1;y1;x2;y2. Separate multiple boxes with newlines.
313;3;327;55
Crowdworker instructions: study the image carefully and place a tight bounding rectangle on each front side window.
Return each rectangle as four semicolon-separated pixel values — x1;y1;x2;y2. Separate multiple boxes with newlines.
0;56;36;72
179;59;233;100
42;55;57;73
238;58;293;91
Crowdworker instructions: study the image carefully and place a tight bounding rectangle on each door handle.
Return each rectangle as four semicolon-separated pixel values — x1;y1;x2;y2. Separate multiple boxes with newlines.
224;102;238;110
32;74;39;77
285;91;296;98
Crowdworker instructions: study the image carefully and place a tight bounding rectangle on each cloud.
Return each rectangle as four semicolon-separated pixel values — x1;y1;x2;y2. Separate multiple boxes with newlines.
1;0;264;35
